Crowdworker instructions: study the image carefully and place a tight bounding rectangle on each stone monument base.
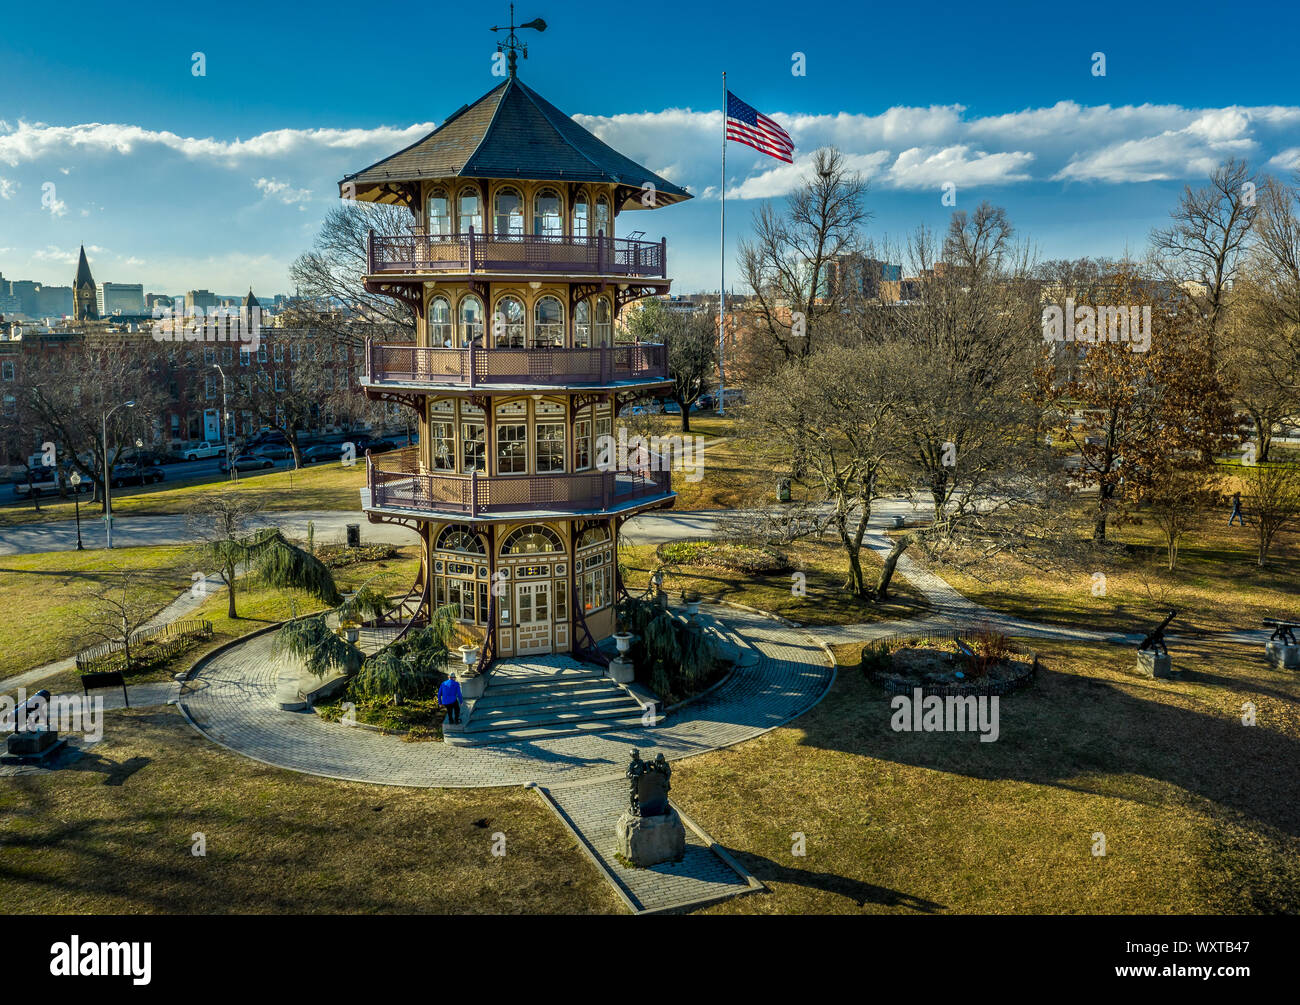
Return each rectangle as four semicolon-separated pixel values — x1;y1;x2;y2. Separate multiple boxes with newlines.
1267;642;1300;670
616;808;686;867
457;673;487;699
1136;650;1174;679
5;729;61;758
608;657;634;684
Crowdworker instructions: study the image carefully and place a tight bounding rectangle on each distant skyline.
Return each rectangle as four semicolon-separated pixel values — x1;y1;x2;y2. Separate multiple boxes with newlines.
2;0;1299;294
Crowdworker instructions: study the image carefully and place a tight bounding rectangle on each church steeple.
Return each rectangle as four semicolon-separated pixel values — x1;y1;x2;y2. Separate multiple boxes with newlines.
73;244;99;321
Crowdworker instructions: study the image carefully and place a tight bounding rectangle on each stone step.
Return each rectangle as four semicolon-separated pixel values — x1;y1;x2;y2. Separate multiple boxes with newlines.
444;714;648;747
473;681;629;710
462;698;644;733
482;671;609;696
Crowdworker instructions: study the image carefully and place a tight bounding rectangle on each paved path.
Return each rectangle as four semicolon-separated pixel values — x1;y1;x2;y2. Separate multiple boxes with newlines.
178;603;832;788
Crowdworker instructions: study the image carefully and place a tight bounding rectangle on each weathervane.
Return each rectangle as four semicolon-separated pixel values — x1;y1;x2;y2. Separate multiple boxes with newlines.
491;4;547;77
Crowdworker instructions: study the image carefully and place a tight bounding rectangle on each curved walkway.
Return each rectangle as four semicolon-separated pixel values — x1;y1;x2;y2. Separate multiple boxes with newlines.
180;604;833;789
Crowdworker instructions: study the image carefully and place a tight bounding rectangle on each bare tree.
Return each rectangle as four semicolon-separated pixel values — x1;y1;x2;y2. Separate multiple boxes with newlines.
736;147;871;363
76;570;159;672
624;300;716;432
1150;157;1258;363
289;201;418;350
1238;462;1300;566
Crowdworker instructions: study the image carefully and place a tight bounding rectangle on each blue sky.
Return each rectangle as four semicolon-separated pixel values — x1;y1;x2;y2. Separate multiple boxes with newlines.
1;0;1298;297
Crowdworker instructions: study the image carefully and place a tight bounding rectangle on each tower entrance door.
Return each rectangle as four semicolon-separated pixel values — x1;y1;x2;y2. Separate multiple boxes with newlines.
514;580;552;655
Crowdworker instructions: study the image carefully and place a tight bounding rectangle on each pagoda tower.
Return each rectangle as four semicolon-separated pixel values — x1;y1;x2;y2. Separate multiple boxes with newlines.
73;245;99;321
340;43;689;667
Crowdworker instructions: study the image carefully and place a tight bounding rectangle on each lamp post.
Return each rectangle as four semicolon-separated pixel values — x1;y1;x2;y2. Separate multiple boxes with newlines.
69;471;84;550
212;363;231;478
102;399;136;549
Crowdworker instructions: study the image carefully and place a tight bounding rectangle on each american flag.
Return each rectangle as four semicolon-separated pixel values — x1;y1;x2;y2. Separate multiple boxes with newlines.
726;91;794;163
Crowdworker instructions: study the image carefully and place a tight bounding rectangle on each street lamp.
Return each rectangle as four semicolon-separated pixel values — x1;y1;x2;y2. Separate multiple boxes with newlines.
212;363;231;478
102;399;136;549
69;471;84;550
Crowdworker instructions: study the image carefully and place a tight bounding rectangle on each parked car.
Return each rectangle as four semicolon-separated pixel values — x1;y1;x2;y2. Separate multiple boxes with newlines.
220;453;274;472
619;401;663;417
661;399;682;414
301;443;347;465
247;431;289;450
110;464;166;489
352;436;398;455
172;440;227;461
119;449;170;468
253;443;295;461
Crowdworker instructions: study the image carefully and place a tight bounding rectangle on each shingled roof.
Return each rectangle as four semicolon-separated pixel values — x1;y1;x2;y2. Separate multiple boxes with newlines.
339;76;691;210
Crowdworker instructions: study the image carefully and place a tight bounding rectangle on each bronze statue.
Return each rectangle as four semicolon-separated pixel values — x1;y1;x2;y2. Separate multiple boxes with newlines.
626;748;672;816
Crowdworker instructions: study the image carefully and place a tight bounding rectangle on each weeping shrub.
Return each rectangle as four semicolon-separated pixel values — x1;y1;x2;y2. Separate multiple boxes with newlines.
275;614;363;679
251;530;342;606
338;586;390;625
643;610;681;668
348;604;459;705
677;622;714;693
650;661;673;703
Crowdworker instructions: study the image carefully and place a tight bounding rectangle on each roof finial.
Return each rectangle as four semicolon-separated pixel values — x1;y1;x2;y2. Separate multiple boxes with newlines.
490;4;546;78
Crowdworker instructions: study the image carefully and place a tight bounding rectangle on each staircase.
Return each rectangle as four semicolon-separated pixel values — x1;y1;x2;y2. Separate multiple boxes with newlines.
443;654;648;747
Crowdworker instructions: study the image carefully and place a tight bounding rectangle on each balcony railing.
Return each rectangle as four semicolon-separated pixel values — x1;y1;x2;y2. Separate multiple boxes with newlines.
366;228;667;279
365;452;672;517
364;342;669;387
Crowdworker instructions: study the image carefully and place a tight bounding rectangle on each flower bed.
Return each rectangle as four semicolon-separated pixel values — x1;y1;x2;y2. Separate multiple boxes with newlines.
655;539;792;576
861;629;1039;697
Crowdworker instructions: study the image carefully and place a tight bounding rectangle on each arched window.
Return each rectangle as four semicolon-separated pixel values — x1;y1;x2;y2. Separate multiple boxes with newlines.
572;193;589;238
459;295;484;347
426;189;451;237
533;296;563;347
493;186;524;237
594;194;610;238
457;188;482;234
436;525;486;554
502;524;564;555
533;188;562;237
594;297;612;347
494;296;525;348
573;300;591;348
429;296;452;346
576;525;611;550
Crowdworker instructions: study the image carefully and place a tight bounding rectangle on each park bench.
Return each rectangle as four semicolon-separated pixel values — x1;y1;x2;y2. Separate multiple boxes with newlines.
1262;618;1300;669
1262;618;1298;646
81;670;129;707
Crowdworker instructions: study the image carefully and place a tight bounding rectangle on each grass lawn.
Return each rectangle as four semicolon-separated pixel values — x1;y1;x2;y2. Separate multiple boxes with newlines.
676;636;1300;914
0;461;366;529
936;503;1300;638
0;545;195;677
619;538;928;626
0;543;422;691
0;709;616;914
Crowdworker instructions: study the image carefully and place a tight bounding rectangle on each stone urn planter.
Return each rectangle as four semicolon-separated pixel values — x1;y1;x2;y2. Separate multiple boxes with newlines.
340;620;361;644
458;643;481;669
613;632;633;655
682;591;702;619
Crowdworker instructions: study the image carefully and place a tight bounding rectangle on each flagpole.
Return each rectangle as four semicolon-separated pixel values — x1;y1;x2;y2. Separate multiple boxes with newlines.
718;71;727;418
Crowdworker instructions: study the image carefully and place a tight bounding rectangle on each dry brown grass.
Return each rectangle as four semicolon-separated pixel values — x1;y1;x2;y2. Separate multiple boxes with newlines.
679;637;1300;914
0;709;617;914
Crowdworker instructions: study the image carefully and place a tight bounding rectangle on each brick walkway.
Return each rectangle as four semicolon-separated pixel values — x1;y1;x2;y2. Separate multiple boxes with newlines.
178;603;834;789
535;778;761;914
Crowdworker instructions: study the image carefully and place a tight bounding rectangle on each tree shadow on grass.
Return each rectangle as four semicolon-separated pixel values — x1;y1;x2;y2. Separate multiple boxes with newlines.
720;850;946;913
802;652;1300;838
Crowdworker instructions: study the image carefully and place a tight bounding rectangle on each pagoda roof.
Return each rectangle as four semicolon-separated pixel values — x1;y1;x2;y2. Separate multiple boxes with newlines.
339;76;691;210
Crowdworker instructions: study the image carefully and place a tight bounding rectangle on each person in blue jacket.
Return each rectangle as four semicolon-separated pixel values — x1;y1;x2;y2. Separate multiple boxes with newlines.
438;674;463;725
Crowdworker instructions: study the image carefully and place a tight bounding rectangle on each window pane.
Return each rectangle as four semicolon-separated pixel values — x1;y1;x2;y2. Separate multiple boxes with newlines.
427;191;451;236
494;297;525;347
536;422;565;473
459;295;484;346
494;188;523;237
573;197;588;238
534;189;562;236
458;191;482;234
533;296;563;347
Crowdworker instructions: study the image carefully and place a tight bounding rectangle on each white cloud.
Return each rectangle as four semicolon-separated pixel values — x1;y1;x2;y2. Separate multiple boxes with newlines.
1269;147;1300;171
254;176;313;205
0;177;15;199
579;100;1300;199
0;120;435;168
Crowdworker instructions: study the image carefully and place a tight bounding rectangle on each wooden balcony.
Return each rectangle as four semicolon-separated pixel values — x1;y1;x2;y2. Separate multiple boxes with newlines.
366;229;667;279
365;451;672;518
364;342;669;388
